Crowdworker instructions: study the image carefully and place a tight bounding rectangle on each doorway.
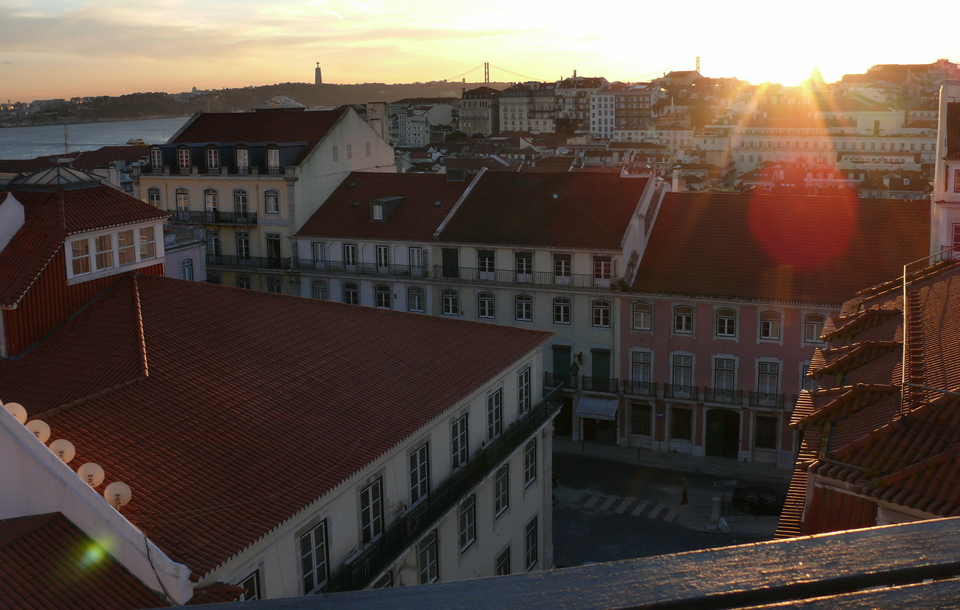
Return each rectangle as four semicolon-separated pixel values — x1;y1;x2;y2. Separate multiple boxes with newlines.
705;409;740;458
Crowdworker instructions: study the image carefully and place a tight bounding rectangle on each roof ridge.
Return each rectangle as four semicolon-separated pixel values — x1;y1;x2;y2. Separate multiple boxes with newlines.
798;383;900;429
132;274;149;378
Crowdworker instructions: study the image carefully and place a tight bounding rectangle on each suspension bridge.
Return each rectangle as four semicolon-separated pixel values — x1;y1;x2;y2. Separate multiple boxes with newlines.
441;62;695;85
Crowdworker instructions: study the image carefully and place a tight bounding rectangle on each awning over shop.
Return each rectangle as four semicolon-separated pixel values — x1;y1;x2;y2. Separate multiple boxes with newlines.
574;396;619;421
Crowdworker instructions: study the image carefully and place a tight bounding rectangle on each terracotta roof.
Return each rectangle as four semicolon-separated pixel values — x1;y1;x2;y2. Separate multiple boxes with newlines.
0;182;168;309
0;274;551;580
0;513;168;609
0;146;148;175
632;192;930;304
295;172;472;241
437;171;650;250
169;109;345;165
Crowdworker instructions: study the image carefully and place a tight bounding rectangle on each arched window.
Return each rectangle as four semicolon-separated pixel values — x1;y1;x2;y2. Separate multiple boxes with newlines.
592;300;611;328
206;273;221;285
312;280;327;300
760;311;781;340
147;187;161;208
515;295;533;322
175;188;189;221
804;314;826;343
343;282;359;305
442;289;460;316
478;292;496;319
673;305;693;334
632;302;652;331
267;277;283;294
264;190;279;214
715;308;736;337
234;189;249;218
375;284;391;309
553;297;571;325
408;287;424;313
203;188;218;222
180;258;194;281
236;275;251;289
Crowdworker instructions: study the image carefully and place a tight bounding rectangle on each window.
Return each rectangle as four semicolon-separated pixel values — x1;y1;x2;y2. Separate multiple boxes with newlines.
409;247;425;275
206;230;220;257
442;289;460;316
240;570;261;601
716;308;736;337
554;254;571;285
342;243;357;270
366;142;371;157
524;516;538;570
236;148;249;173
631;351;652;385
758;361;780;394
487;389;503;440
754;416;778;450
478;250;495;280
175;188;189;218
343;283;359;305
94;234;114;270
524;438;537;487
408;287;424;313
311;242;326;270
674;305;693;334
458;495;476;552
632;302;652;331
553;297;571;324
180;258;194;281
410;442;430;505
375;245;389;271
266;233;283;263
234;190;248;216
312;280;327;299
593;256;612;288
299;520;328;594
495;547;511;576
332;145;338;162
451;413;468;468
631;403;651;435
494;465;509;516
147;187;160;207
117;230;135;265
518;367;531;412
359;478;383;544
714;358;736;397
203;189;218;221
346;144;352;160
593;300;611;327
515;294;532;322
235;231;250;261
804;314;825;343
206;147;219;170
414;532;441;589
670;407;693;440
267;148;280;172
178;147;190;169
236;275;251;289
207;273;221;285
71;239;90;275
139;227;156;260
760;311;781;340
515;252;533;282
371;203;383;221
474;291;494;318
264;190;279;214
150;148;162;170
375;284;391;309
672;354;693;389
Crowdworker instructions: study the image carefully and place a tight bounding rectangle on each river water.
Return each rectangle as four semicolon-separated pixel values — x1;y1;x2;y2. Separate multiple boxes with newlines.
0;116;191;160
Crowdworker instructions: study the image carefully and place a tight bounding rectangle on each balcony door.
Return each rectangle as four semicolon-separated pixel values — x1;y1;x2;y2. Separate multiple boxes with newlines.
552;345;571;387
441;248;459;279
591;349;612;392
478;250;495;281
266;234;282;267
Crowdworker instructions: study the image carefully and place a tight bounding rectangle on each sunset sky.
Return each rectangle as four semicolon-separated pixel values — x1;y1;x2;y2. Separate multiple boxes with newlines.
1;0;957;102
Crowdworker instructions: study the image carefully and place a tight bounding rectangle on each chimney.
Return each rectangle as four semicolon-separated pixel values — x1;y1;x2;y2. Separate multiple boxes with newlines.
573;70;577;78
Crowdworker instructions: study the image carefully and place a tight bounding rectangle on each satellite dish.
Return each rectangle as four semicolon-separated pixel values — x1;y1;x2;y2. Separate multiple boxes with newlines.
48;439;76;464
78;462;105;487
3;402;27;424
25;420;51;443
104;481;132;508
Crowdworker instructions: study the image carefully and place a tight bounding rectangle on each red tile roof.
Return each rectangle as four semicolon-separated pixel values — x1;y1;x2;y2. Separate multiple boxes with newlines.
295;172;472;241
633;192;930;305
170;109;345;165
0;513;168;609
0;146;149;175
0;274;551;580
0;183;168;309
437;172;651;250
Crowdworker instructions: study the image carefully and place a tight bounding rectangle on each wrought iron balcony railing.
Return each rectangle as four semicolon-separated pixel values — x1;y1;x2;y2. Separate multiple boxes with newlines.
749;391;785;409
543;372;575;391
167;209;258;225
206;254;292;270
434;266;618;292
664;384;698;400
623;380;657;397
298;260;430;279
581;377;619;393
703;387;743;405
325;385;563;592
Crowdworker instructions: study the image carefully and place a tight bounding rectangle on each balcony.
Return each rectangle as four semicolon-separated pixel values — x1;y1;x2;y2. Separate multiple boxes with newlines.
434;266;618;292
325;385;563;593
167;209;258;226
299;260;429;279
749;391;785;409
543;372;575;391
582;377;619;393
703;387;743;405
206;254;292;270
623;380;657;397
664;384;698;401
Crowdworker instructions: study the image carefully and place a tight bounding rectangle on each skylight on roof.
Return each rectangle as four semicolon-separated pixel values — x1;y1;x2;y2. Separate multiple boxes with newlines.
434;200;443;206
350;200;360;207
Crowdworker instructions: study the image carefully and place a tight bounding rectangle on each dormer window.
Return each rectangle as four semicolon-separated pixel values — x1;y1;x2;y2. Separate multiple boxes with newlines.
150;148;162;171
372;203;383;221
236;148;249;174
267;148;280;174
178;147;190;170
67;224;161;284
206;147;219;170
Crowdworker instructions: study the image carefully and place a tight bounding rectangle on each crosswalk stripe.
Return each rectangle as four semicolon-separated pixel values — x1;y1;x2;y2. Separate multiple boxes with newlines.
583;494;600;509
663;510;676;522
630;500;649;517
648;504;663;519
614;499;632;514
598;496;617;512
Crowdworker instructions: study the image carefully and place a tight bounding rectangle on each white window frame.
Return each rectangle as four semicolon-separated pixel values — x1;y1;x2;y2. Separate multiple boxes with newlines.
180;258;194;281
343;282;359;305
312;280;327;300
673;305;693;334
515;294;533;322
150;148;162;170
442;289;460;316
487;389;503;440
236;148;249;173
66;224;162;283
518;367;531;412
757;360;781;394
458;495;476;552
524;516;538;571
804;313;826;343
495;546;511;576
715;308;737;338
592;299;611;328
753;414;779;450
478;292;496;319
264;190;280;214
759;311;781;341
632;301;652;331
299;520;328;594
410;442;430;506
206;147;219;169
375;284;391;309
147;187;161;207
408;286;425;313
342;243;357;270
418;530;438;584
523;438;537;487
451;413;468;469
494;464;509;517
359;478;384;544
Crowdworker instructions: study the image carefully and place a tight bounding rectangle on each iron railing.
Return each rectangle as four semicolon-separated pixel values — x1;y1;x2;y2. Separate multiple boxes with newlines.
325;385;563;592
749;391;785;409
543;372;575;391
703;388;743;405
582;377;619;393
167;209;258;225
623;380;657;397
433;266;618;292
206;254;292;270
298;260;429;278
664;384;698;400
